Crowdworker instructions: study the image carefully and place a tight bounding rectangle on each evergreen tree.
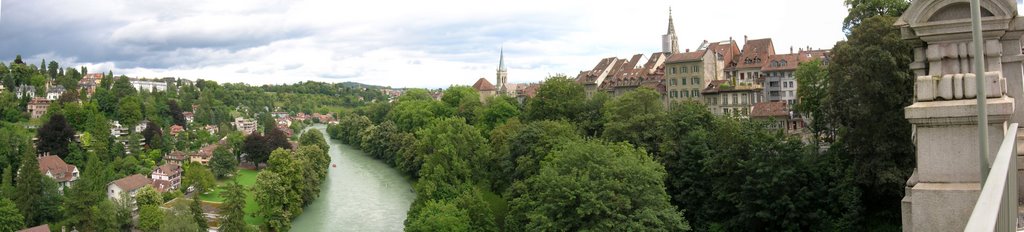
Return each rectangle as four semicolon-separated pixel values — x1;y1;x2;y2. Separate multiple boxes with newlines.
36;114;76;158
220;181;248;232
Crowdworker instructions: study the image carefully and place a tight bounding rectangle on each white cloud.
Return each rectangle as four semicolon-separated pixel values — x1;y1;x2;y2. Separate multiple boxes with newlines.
3;0;853;88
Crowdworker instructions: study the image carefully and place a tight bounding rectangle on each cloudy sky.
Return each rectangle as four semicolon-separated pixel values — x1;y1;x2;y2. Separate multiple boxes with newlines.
0;0;1015;88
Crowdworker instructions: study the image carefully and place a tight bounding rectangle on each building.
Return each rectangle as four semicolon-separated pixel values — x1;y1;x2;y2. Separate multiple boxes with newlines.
45;85;65;101
110;121;130;137
169;125;185;136
600;53;668;97
165;151;188;165
107;174;152;209
37;155;79;192
130;78;168;92
496;48;509;95
232;117;257;135
271;111;289;118
150;163;182;192
472;78;497;102
732;37;775;84
26;98;50;119
78;73;103;96
276;117;292;127
15;85;36;99
750;101;804;132
191;139;226;165
702;80;764;118
664;48;723;103
662;8;680;54
182;112;194;124
134;120;149;133
203;125;219;134
516;83;541;104
761;48;831;106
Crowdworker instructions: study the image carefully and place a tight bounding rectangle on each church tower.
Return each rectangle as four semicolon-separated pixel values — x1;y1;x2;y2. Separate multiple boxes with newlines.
662;7;680;54
496;47;508;95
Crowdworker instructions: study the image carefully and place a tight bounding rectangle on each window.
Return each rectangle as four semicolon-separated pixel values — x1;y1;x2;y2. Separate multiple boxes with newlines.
685;91;690;97
724;108;730;115
731;94;738;105
692;90;699;97
692;78;699;85
681;78;687;85
741;93;748;104
692;66;699;72
681;67;688;73
671;67;676;74
769;81;779;87
671;91;677;98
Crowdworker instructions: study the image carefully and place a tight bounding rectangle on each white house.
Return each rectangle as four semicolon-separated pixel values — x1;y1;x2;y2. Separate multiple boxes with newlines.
46;85;65;101
107;174;152;210
38;155;78;193
150;163;182;192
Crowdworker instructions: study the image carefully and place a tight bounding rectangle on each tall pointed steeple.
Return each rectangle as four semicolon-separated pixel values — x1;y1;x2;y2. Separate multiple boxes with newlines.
496;46;508;95
662;7;680;54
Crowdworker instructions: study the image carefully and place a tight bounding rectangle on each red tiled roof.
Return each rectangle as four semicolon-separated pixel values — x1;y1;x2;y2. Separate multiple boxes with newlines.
761;53;800;71
151;179;174;193
166;151;187;161
112;174;151;191
17;225;50;232
736;38;775;69
707;40;741;67
666;50;707;63
153;163;182;176
38;155;76;182
472;78;496;91
751;102;790;118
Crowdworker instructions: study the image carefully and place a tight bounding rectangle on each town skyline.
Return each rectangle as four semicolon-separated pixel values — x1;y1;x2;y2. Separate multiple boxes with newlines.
5;0;1019;89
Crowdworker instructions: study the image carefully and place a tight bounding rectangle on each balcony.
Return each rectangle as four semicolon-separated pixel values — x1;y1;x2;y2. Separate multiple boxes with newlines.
965;123;1020;231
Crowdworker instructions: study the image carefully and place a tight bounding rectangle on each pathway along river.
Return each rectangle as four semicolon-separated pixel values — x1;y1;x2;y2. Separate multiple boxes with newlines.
290;125;416;231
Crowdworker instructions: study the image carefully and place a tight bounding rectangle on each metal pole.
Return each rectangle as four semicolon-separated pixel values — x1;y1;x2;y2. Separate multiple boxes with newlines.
970;0;990;185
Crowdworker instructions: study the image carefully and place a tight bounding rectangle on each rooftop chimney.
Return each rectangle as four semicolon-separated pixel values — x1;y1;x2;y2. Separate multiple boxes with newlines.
744;35;748;43
686;49;690;52
790;46;794;54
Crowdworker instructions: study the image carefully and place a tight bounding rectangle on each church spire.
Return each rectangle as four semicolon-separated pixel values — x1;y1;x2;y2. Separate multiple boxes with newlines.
667;7;676;35
499;46;506;71
662;7;680;54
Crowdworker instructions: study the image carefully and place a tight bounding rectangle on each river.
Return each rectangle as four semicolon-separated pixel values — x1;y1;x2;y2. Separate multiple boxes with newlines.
290;125;416;231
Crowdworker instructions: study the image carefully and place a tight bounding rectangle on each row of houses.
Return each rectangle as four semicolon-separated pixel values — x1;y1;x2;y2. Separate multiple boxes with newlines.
573;9;830;134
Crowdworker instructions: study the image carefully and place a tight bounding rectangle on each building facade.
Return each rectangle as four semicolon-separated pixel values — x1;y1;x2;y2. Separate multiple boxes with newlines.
27;98;50;119
150;163;182;192
702;80;764;118
664;49;722;103
38;155;79;192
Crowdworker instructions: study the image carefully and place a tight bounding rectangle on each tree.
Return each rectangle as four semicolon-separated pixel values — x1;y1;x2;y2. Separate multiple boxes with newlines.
405;200;471;232
89;200;123;231
135;186;163;207
47;60;59;80
299;128;329;152
828;15;915;225
0;167;12;200
182;164;215;195
398;89;434;102
167;100;186;126
441;86;481;125
334;114;373;147
139;205;163;232
577;91;610;137
507;120;580;182
36;114;76;158
220;181;248;232
523;75;586;122
0;93;22;123
602;87;665;153
265;127;291;152
111;75;136;99
253;170;293;232
190;197;208;231
841;0;910;32
387;100;448;132
0;198;24;232
506;140;688;231
794;59;834;144
116;96;144;127
14;152;44;225
478;96;520;132
210;146;238;179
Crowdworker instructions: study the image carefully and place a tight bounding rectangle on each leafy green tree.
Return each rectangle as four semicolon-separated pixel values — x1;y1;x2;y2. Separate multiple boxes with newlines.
135;186;163;207
0;198;24;232
602;87;664;153
398;89;434;102
88;200;122;232
508;120;580;182
334;114;373;147
0;93;22;123
841;0;910;32
116;96;144;127
220;181;248;232
577;91;610;137
828;15;914;224
190;197;208;231
523;75;586;122
794;59;834;144
210;146;238;179
111;75;137;99
406;200;471;232
0;167;12;199
182;164;215;195
506;140;688;231
441;86;481;124
36;114;76;158
387;100;447;132
138;205;163;232
47;60;59;80
299;129;329;152
478;95;520;132
254;170;293;232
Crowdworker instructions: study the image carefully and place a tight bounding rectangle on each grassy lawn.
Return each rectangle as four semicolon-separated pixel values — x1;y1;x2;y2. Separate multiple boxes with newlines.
199;169;263;225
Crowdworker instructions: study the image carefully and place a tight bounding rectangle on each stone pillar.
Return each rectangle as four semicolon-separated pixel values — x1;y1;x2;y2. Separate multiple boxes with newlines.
895;0;1021;231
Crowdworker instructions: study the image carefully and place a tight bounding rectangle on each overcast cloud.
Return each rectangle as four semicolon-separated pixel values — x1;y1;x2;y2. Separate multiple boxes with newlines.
0;0;1004;88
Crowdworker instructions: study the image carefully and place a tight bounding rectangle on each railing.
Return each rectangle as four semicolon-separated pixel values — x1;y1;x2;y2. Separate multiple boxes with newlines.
965;123;1019;232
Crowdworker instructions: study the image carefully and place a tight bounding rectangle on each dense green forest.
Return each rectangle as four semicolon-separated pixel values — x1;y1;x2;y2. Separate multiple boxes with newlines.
324;1;917;231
